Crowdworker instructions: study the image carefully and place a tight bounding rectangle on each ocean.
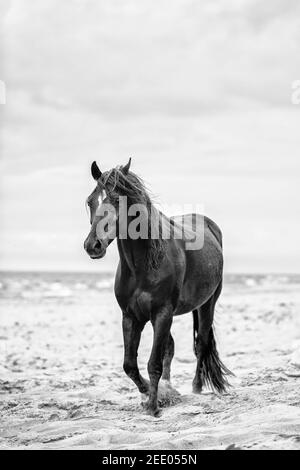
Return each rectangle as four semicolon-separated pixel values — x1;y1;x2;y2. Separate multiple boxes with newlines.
0;271;299;302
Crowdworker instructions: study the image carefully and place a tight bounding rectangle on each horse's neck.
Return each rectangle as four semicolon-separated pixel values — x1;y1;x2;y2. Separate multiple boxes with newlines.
117;238;147;275
116;203;164;275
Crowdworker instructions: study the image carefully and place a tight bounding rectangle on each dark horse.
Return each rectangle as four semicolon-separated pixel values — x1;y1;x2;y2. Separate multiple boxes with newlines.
84;159;231;416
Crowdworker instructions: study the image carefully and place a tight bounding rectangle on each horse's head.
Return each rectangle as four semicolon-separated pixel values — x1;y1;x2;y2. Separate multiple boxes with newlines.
84;158;131;259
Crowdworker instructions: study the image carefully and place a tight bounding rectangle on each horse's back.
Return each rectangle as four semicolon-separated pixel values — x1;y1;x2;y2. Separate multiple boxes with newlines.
171;213;223;314
171;213;222;250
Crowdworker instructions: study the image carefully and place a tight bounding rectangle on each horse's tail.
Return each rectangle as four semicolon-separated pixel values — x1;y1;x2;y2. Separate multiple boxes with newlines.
193;312;232;393
202;328;232;393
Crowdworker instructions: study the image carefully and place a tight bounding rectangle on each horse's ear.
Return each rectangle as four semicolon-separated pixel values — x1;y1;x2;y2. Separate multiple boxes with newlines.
91;161;102;181
122;157;132;175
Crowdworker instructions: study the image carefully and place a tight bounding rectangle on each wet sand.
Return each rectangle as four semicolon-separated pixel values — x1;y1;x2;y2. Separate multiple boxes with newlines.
0;274;300;449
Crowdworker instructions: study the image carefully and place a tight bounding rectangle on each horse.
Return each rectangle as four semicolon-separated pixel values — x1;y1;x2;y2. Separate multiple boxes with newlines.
84;158;232;417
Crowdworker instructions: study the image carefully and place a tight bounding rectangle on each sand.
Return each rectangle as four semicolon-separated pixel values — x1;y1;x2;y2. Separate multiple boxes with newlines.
0;274;300;450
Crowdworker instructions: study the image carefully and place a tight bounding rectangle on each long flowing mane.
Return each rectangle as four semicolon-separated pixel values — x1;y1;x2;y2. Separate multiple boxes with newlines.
99;166;150;203
99;166;167;270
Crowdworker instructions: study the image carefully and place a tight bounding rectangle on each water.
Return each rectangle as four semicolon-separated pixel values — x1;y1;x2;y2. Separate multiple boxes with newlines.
0;271;115;300
0;271;299;301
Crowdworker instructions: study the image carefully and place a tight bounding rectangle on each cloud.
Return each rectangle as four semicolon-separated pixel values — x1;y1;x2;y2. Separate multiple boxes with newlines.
1;0;300;272
2;0;300;117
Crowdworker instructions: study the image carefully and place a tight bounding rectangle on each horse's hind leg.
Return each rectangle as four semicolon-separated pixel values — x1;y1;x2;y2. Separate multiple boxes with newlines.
161;333;174;381
193;282;231;394
192;302;212;393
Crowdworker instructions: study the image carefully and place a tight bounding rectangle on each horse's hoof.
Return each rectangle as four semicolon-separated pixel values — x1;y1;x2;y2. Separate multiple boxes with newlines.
141;401;162;417
147;407;162;418
192;382;203;394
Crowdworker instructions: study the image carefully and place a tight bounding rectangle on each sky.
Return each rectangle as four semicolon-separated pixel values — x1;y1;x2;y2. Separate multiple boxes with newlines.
0;0;300;273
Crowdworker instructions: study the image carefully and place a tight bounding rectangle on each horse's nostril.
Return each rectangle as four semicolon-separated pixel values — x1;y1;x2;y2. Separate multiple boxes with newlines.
84;238;103;256
93;240;102;251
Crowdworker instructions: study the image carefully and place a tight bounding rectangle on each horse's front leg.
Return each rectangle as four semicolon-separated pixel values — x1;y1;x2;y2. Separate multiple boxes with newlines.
144;305;173;417
122;311;149;394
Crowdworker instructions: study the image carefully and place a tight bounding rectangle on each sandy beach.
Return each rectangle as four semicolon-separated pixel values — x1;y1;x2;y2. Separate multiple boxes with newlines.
0;272;299;450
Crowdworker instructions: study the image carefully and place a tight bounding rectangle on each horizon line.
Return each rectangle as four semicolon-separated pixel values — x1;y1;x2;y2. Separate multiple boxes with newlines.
0;268;299;276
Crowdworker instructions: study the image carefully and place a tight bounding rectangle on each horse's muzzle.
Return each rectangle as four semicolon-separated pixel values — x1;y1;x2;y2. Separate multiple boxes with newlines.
84;238;106;259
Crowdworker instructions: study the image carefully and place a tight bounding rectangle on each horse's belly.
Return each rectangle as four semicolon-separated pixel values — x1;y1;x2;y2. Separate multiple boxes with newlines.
174;278;220;315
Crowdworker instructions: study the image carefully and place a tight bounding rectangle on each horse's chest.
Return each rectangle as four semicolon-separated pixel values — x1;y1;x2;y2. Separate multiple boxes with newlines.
128;290;152;321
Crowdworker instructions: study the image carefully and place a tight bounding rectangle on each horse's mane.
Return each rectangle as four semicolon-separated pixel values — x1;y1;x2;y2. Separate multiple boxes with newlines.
99;166;150;204
99;167;166;270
